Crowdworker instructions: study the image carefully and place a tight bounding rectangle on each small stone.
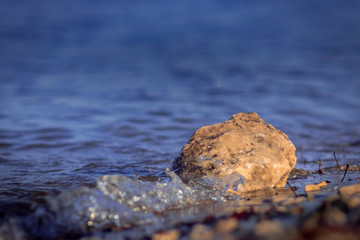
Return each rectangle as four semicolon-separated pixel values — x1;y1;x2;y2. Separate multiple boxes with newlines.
152;229;180;240
347;196;360;209
255;220;285;239
316;181;327;188
289;205;303;215
339;183;360;196
173;112;297;191
235;206;251;214
282;196;307;205
215;218;238;233
323;208;347;226
275;205;288;213
253;205;272;214
305;185;320;192
190;224;214;240
272;195;288;203
245;198;264;205
325;193;340;203
307;192;315;200
302;213;321;232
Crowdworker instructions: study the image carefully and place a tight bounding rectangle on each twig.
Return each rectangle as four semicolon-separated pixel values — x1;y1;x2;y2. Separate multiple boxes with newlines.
341;164;349;183
333;152;340;171
287;181;298;198
318;159;324;175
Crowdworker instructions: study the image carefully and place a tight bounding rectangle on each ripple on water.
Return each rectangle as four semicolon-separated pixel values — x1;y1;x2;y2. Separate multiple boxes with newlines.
0;142;13;148
17;143;73;150
0;156;10;163
0;129;23;139
67;141;104;151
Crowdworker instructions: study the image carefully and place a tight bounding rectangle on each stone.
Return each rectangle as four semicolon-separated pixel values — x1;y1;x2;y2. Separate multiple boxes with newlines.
215;217;238;233
316;181;328;188
173;112;297;191
255;220;285;239
152;229;180;240
190;224;214;240
322;207;347;226
282;196;307;205
347;196;360;209
305;181;327;192
305;185;321;192
339;183;360;196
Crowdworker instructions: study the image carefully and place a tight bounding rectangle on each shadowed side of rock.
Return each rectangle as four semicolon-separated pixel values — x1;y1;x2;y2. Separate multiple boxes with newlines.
173;112;297;192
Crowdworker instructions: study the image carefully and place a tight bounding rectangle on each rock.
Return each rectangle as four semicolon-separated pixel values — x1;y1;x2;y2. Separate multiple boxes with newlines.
255;220;285;239
347;196;360;209
282;196;307;205
215;217;238;233
305;182;327;192
305;185;321;192
173;112;297;191
316;181;328;188
152;229;180;240
339;183;360;196
322;207;347;226
190;224;214;240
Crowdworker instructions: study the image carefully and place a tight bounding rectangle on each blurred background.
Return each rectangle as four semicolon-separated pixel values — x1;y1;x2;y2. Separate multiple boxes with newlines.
0;0;360;201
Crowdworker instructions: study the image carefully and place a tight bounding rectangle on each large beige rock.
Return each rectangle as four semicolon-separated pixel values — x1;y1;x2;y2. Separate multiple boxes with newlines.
173;112;297;191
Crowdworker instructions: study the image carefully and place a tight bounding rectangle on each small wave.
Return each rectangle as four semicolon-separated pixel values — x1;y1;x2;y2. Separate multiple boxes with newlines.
17;143;73;150
153;126;188;131
35;134;72;141
67;141;104;151
9;170;244;238
0;129;23;139
30;127;70;134
147;110;173;117
0;142;13;148
0;156;10;163
105;125;150;138
172;117;195;124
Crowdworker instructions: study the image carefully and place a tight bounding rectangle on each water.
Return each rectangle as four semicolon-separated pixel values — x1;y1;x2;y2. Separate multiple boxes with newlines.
0;0;360;238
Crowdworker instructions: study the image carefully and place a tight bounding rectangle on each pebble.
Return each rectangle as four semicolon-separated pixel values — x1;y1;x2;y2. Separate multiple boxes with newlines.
339;183;360;196
316;181;327;188
347;196;360;209
190;224;214;240
272;195;289;203
215;218;238;233
255;220;285;239
305;185;321;192
152;229;180;240
322;207;347;226
282;196;307;205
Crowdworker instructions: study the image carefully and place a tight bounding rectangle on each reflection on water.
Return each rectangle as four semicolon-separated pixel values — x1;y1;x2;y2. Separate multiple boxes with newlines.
0;0;359;238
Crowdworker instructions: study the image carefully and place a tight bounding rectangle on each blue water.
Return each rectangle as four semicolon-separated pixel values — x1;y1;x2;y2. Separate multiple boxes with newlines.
0;0;360;238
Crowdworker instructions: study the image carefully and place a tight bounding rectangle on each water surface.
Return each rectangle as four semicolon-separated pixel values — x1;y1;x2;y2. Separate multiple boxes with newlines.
0;0;359;238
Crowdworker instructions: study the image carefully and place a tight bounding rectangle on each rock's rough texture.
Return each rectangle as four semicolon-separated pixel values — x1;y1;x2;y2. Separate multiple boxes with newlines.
173;112;297;191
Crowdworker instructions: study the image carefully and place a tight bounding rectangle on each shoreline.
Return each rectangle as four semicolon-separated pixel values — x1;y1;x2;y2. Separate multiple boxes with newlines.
75;171;360;240
147;181;360;240
0;169;359;239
